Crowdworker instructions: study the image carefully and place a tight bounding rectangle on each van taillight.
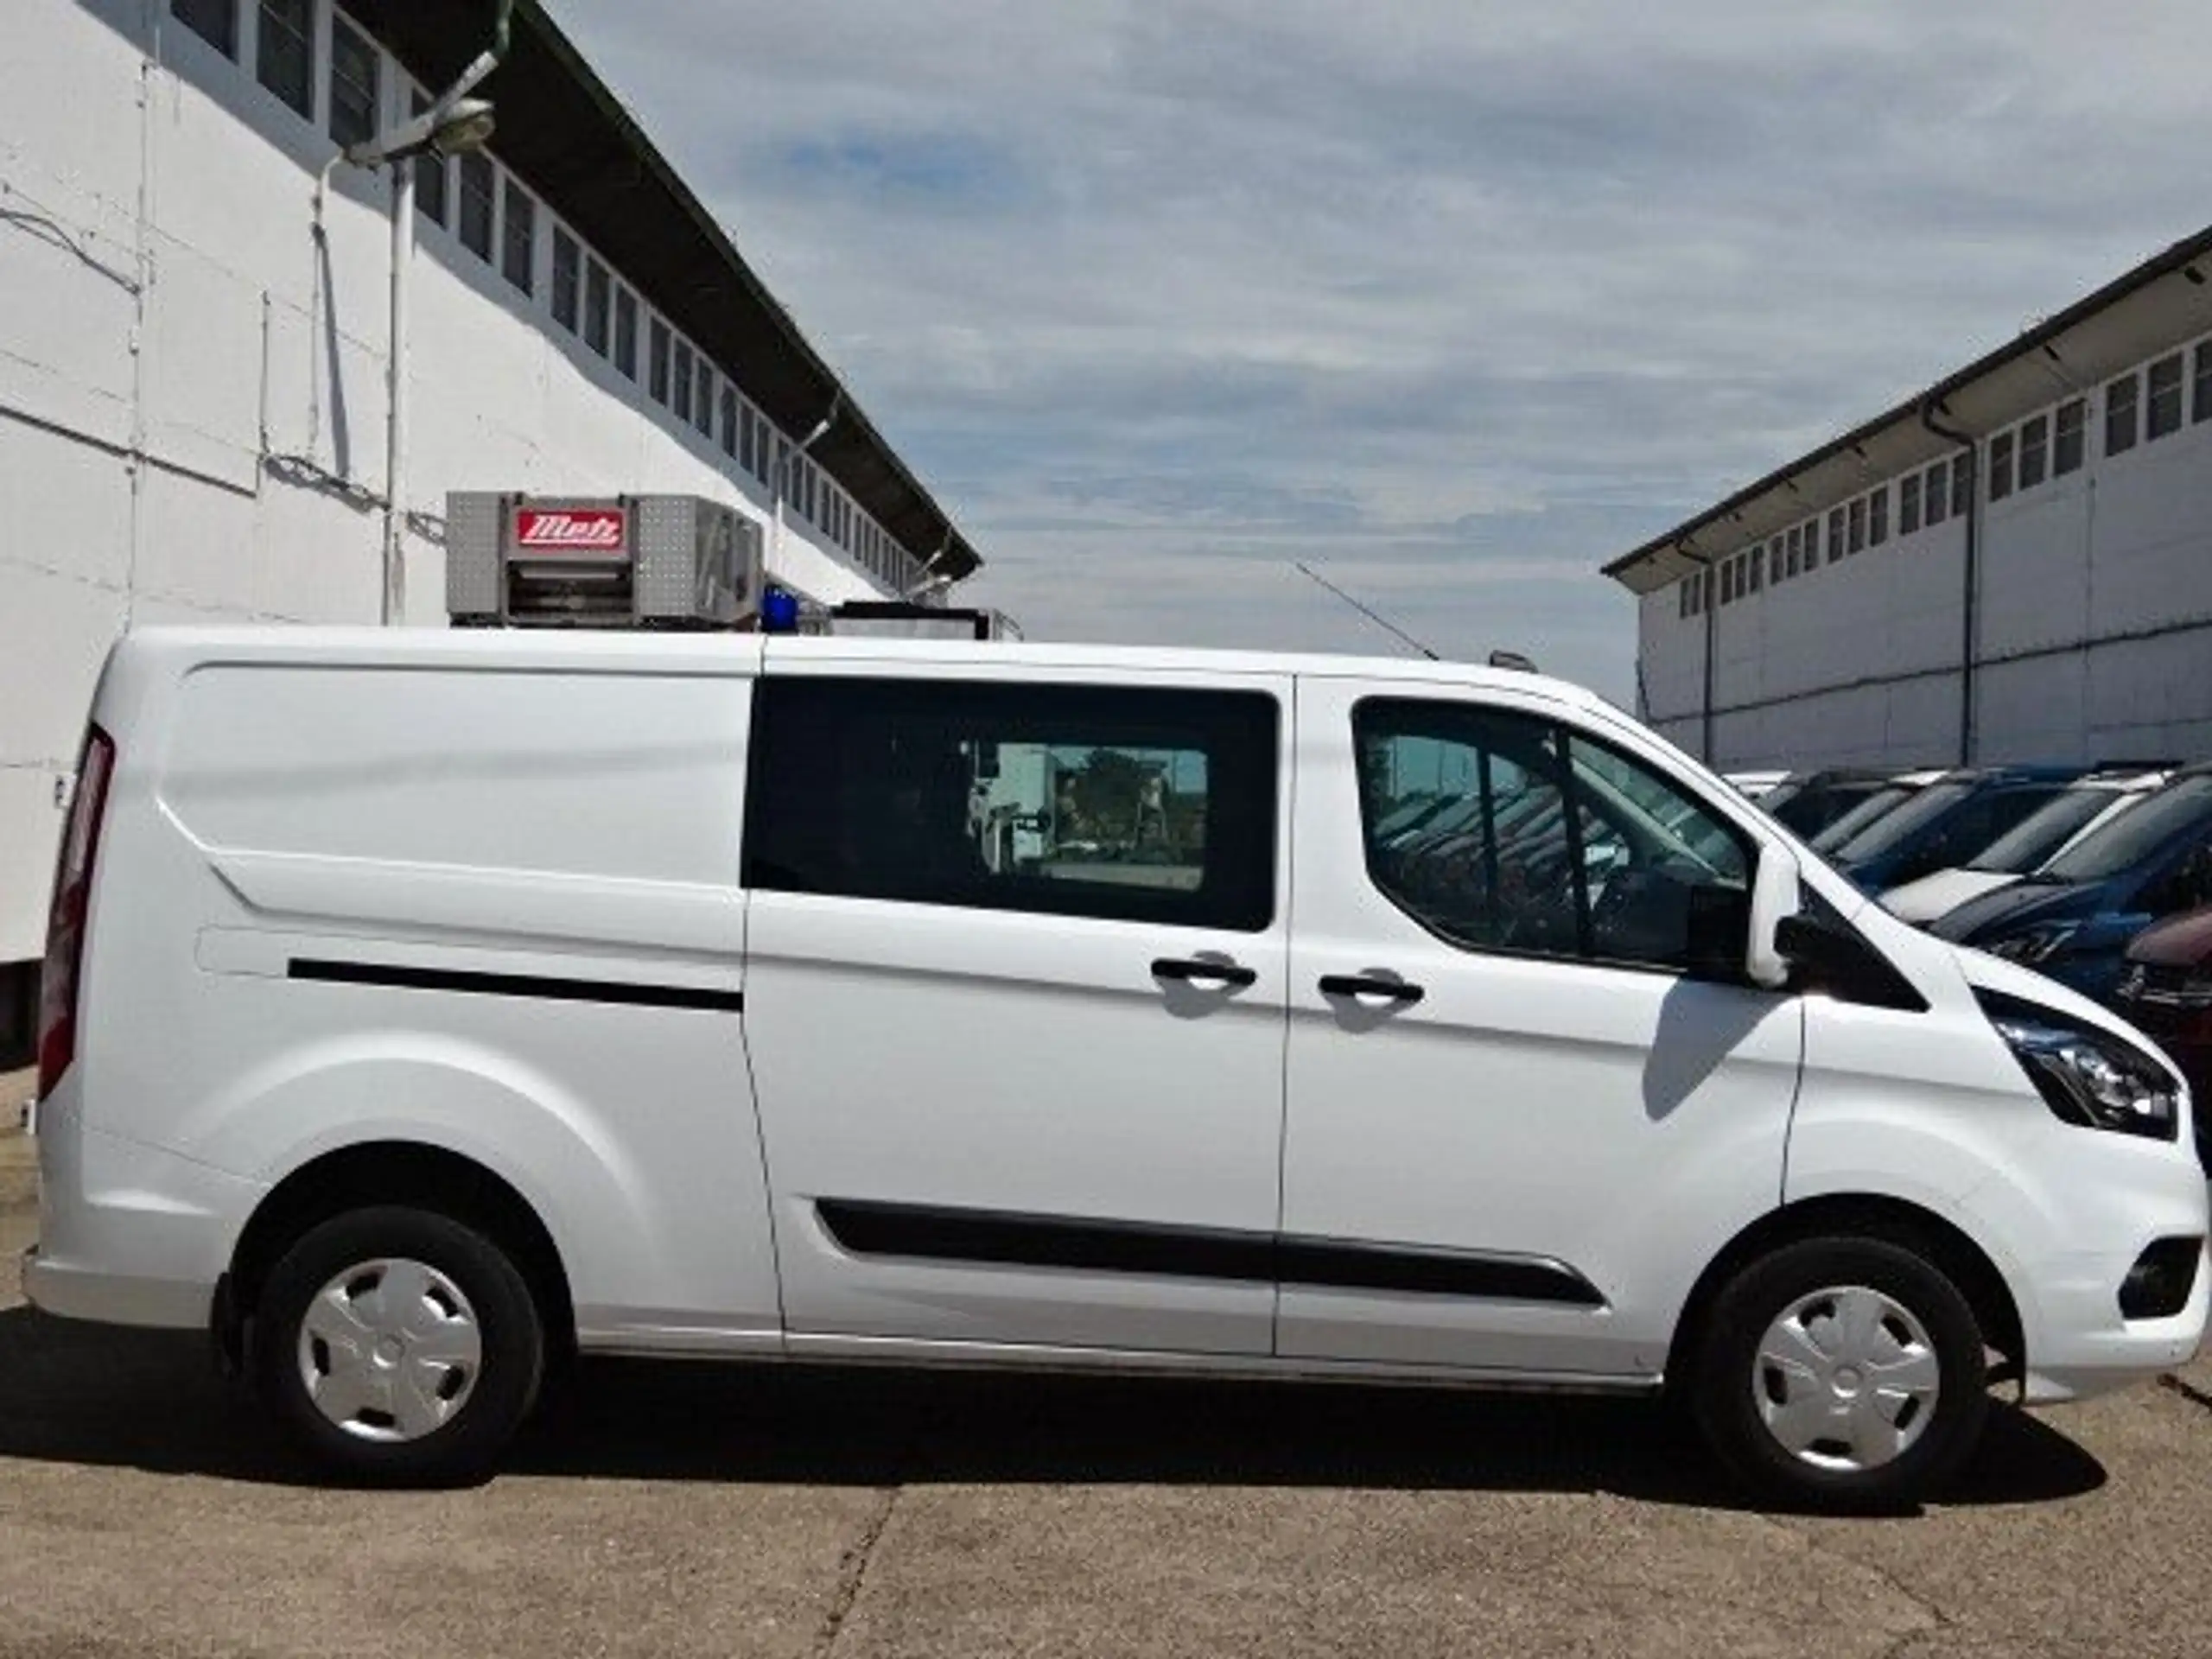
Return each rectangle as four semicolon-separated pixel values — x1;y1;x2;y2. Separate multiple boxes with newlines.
36;726;116;1100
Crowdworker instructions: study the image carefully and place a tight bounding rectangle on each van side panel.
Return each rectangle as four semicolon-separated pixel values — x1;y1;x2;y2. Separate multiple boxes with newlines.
73;654;777;1345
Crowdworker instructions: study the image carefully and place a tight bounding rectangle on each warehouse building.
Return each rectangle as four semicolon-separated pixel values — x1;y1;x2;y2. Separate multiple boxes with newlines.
0;0;984;1062
1605;225;2212;776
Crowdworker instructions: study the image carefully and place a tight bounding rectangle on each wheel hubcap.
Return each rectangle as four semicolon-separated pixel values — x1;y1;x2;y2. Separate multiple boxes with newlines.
1752;1284;1940;1472
297;1257;482;1443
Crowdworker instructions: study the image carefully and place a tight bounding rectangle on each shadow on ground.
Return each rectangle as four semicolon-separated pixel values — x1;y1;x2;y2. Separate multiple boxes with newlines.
0;1306;2106;1512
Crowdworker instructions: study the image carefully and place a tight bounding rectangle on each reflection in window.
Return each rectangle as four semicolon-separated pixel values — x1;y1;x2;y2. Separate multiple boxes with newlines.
174;0;238;58
257;0;313;118
328;14;378;148
1924;461;1948;527
2018;413;2048;489
1988;430;2014;501
2054;397;2086;476
1899;474;1921;536
457;153;494;261
2107;373;2139;456
501;181;535;294
613;288;639;379
583;260;610;356
745;679;1279;931
550;228;581;332
2148;353;2184;440
1353;700;1750;974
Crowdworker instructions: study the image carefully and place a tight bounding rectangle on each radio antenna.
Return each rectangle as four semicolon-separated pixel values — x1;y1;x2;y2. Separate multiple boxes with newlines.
1293;562;1440;660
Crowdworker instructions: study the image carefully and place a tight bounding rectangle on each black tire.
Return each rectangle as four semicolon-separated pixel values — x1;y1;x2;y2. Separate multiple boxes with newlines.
251;1205;544;1486
1690;1236;1989;1514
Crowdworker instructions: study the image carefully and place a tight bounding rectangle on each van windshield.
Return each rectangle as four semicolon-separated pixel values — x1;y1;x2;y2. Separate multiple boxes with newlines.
1967;787;2120;874
2039;776;2212;883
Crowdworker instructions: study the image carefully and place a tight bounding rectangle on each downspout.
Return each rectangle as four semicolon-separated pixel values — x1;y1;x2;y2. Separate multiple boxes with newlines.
1921;399;1978;765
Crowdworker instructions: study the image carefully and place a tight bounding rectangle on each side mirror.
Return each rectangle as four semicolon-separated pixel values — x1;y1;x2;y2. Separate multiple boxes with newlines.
1773;908;1930;1012
1745;845;1799;989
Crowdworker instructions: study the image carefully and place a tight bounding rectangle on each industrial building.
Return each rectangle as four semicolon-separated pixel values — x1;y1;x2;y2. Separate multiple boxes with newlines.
1605;224;2212;776
0;0;985;1062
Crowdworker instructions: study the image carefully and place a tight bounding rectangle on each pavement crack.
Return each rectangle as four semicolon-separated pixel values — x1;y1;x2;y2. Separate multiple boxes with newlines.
816;1485;899;1656
1753;1510;1949;1647
2157;1371;2212;1414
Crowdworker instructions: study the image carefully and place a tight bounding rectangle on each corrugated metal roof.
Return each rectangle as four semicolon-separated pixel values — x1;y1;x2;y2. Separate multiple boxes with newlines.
1602;223;2212;595
353;0;982;582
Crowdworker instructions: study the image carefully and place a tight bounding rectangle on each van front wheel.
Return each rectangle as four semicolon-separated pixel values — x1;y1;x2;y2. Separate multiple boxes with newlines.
251;1205;544;1484
1692;1236;1988;1513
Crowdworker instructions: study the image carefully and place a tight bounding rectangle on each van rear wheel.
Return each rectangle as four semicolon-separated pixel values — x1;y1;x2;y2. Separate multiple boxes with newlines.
251;1205;543;1485
1692;1236;1989;1513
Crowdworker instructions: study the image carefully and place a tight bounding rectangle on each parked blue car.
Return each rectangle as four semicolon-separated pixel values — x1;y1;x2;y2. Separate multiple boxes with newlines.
1929;765;2212;1001
1824;765;2086;895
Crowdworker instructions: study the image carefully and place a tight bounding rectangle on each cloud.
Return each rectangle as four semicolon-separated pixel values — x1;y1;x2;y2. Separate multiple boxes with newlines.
549;0;2212;701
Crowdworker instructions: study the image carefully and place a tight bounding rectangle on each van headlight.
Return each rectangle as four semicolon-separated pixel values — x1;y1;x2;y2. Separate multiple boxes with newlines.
1977;990;2179;1141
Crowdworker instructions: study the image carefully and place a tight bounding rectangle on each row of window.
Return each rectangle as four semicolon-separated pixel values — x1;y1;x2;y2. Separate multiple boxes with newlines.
747;677;1749;982
1678;334;2212;620
168;0;919;594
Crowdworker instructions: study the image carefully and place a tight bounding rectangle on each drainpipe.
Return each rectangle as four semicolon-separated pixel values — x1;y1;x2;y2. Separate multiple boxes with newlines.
1921;399;1978;765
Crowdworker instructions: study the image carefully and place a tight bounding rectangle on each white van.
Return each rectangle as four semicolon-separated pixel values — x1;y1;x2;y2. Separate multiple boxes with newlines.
25;627;2208;1510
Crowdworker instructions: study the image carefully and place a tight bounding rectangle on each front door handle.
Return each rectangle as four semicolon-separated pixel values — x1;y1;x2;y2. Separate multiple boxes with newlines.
1319;973;1426;1006
1152;957;1258;989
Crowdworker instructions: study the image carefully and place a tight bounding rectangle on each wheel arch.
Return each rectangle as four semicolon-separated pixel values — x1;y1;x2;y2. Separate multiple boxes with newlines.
220;1141;576;1369
1666;1193;2025;1395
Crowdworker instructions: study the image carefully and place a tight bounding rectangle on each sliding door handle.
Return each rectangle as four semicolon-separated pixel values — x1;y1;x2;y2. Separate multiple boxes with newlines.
1152;957;1258;989
1319;973;1425;1006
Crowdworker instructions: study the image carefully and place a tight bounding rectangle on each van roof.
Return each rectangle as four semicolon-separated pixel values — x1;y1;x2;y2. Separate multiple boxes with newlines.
113;626;1620;712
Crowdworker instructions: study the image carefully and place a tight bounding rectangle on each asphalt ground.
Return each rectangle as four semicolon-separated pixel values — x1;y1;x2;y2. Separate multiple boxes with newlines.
3;1068;2210;1658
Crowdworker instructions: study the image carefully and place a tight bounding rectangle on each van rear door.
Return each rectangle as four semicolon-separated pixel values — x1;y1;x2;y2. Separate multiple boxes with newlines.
741;661;1292;1358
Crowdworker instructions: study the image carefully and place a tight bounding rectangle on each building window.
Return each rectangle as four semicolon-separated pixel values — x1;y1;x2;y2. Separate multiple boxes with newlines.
671;340;693;423
2195;342;2212;426
2107;372;2139;455
1746;547;1763;593
1923;462;1947;527
1987;430;2014;501
613;288;639;379
327;14;378;148
693;361;715;438
1827;508;1845;563
173;0;237;59
457;153;494;261
256;0;314;118
2018;413;2048;489
1899;474;1921;536
1847;498;1866;554
1679;582;1691;620
409;92;448;227
500;181;535;295
550;228;581;333
583;260;610;356
2148;353;2184;440
1719;561;1733;605
1767;536;1783;584
1867;486;1888;546
648;318;671;404
1950;454;1972;518
720;387;739;457
753;417;773;486
1784;525;1801;576
740;404;757;475
2054;397;2086;475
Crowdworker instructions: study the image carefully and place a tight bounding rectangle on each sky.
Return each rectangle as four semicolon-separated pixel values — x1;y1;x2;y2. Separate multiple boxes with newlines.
551;1;2212;703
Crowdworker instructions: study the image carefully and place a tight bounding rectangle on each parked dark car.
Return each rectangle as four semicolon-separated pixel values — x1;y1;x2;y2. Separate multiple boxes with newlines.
1804;771;1949;854
1931;766;2212;1001
2114;906;2212;1172
1824;765;2086;894
1755;768;1909;842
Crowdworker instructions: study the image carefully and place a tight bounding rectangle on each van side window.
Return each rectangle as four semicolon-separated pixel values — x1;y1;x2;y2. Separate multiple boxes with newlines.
1354;700;1752;975
746;678;1279;931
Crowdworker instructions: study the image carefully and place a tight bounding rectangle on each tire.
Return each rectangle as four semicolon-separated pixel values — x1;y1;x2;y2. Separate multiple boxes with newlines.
1690;1236;1989;1513
251;1205;544;1486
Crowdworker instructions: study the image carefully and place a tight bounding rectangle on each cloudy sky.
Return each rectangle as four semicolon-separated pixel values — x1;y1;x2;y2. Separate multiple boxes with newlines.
552;1;2212;702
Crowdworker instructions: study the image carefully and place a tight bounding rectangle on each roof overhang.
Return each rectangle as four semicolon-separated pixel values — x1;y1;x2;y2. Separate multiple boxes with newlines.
351;0;981;582
1603;224;2212;596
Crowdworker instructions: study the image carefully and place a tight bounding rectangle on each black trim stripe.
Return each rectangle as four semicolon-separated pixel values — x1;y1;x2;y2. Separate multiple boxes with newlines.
288;958;743;1014
815;1198;1605;1308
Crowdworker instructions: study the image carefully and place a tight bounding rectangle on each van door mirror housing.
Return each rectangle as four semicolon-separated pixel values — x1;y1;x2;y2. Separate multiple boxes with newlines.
1773;908;1930;1011
1744;845;1799;989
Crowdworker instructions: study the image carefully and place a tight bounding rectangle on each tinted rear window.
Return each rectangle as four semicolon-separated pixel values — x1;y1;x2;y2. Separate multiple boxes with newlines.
2043;776;2212;883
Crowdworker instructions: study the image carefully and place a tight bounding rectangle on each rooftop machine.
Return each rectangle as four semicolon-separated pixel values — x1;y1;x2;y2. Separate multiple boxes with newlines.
445;493;764;629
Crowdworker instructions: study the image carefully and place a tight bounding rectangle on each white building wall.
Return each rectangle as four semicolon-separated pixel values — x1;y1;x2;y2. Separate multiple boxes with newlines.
0;0;931;970
1634;345;2212;774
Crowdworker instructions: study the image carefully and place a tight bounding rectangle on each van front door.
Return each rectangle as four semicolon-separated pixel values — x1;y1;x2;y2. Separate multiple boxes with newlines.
1279;678;1802;1380
741;663;1291;1358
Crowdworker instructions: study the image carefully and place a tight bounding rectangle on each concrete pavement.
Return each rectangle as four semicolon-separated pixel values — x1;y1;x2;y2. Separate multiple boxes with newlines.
3;1180;2211;1657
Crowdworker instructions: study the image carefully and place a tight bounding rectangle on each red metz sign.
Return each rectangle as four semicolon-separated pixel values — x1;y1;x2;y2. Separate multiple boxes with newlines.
512;505;628;558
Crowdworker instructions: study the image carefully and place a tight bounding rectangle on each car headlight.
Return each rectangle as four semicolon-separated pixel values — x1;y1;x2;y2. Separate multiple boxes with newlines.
1986;923;2080;964
1977;989;2179;1141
